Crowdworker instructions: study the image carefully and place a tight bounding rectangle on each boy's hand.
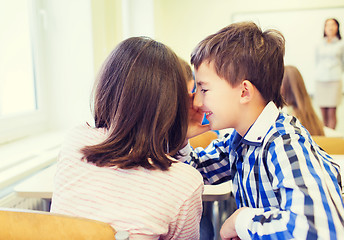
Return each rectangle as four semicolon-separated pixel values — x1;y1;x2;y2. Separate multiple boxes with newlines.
220;207;248;240
187;93;210;139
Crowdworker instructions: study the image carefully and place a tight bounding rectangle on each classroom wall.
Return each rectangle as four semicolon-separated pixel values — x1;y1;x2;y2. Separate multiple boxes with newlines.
44;0;344;135
91;0;123;74
41;0;94;130
153;0;344;61
90;0;155;73
152;0;344;135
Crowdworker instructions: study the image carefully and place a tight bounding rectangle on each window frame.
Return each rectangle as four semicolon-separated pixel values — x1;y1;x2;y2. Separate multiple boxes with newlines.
0;0;48;144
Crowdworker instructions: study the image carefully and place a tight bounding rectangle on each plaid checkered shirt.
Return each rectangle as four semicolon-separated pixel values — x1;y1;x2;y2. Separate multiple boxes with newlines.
179;102;344;239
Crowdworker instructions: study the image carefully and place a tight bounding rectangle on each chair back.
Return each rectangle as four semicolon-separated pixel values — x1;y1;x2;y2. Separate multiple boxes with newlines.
190;131;218;149
0;208;116;240
312;136;344;155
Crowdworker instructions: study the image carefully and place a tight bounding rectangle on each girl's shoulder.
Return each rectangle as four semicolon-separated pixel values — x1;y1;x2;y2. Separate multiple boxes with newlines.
169;161;203;183
154;161;204;194
66;123;107;142
60;123;108;155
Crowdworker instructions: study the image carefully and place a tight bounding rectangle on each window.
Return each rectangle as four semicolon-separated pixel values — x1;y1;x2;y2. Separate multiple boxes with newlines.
0;0;37;117
0;0;47;144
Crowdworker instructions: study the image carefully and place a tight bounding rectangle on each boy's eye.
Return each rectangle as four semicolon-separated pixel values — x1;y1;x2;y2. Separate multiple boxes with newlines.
201;89;208;93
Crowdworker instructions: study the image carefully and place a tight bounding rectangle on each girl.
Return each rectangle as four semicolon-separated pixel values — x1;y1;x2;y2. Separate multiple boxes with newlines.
51;37;203;239
281;65;325;136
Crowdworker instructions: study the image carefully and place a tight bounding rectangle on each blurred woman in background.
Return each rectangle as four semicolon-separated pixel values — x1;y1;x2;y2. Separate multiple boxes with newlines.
315;18;344;129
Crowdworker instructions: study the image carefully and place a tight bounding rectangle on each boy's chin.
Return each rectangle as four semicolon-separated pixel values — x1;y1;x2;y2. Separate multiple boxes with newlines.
209;124;223;131
210;124;232;131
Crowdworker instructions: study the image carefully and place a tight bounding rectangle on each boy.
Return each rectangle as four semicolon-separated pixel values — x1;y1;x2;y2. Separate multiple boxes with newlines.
179;22;344;239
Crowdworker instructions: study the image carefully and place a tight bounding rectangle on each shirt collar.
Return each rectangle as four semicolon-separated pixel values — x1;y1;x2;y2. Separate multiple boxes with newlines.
242;101;280;146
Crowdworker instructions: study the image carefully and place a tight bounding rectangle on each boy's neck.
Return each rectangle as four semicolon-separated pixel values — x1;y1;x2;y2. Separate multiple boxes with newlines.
235;99;266;137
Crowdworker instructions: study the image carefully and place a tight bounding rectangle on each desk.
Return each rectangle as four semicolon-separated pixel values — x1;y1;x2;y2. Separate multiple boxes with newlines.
14;163;233;210
14;164;232;200
15;164;56;199
14;164;56;211
203;181;232;202
20;156;341;200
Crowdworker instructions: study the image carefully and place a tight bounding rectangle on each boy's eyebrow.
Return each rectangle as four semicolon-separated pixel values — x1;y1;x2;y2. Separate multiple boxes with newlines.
196;81;207;86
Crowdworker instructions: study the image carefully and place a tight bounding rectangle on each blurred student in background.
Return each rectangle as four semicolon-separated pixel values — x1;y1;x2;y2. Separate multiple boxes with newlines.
282;65;343;137
51;37;203;240
281;65;325;136
315;18;344;129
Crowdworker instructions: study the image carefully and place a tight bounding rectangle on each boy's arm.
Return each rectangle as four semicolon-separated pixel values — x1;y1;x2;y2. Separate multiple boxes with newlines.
233;134;344;239
178;136;233;185
220;207;260;240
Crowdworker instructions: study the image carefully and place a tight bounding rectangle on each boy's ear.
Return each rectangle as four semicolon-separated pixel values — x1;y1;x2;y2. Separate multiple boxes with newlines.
239;80;254;104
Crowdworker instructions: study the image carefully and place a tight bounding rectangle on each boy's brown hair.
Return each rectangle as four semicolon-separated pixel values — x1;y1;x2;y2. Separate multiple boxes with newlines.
191;21;285;108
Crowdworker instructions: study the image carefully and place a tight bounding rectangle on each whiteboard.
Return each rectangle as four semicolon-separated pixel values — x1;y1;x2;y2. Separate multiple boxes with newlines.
232;8;344;94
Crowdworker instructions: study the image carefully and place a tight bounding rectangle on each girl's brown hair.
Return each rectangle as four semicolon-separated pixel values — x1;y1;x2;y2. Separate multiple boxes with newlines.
82;37;189;170
281;65;325;136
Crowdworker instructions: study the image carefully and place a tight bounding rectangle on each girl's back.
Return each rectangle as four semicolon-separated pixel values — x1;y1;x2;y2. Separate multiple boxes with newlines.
51;124;203;240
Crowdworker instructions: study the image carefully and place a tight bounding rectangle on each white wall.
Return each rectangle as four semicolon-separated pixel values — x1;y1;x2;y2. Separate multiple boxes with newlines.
42;0;94;131
42;0;155;133
38;0;344;135
153;0;344;135
154;0;344;61
42;0;155;131
122;0;155;39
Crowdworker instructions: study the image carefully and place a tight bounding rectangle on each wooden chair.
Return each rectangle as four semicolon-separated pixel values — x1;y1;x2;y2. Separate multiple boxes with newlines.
0;208;116;240
312;136;344;155
190;131;218;149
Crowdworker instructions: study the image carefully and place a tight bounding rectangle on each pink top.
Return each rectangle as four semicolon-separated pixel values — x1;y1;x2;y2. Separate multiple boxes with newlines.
50;124;203;240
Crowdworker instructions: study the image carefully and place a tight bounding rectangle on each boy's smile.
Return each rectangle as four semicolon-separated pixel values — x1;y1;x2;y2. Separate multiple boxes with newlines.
194;61;242;131
204;111;213;120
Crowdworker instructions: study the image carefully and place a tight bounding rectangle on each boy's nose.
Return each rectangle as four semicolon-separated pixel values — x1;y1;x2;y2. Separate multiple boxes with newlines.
193;92;203;108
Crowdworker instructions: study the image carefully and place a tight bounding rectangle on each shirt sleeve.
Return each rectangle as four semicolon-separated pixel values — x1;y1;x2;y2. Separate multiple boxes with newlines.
178;135;233;185
239;133;344;239
165;183;204;240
